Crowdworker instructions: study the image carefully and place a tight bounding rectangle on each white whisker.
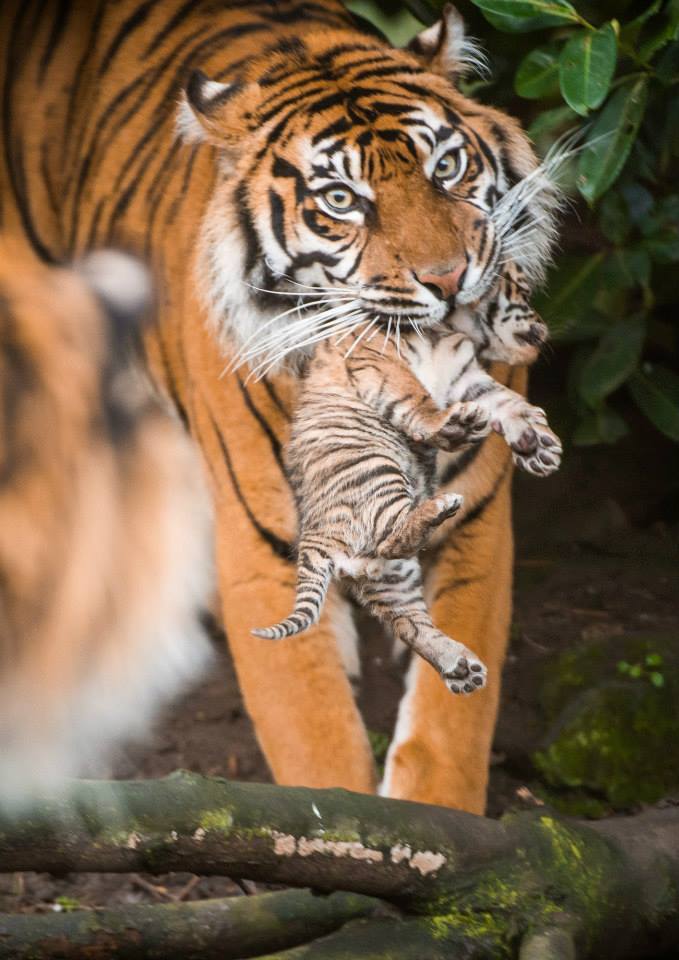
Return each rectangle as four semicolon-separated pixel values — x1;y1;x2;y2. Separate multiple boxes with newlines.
381;316;393;354
245;310;366;381
235;300;362;364
410;317;425;341
343;316;379;358
231;297;352;362
244;280;355;298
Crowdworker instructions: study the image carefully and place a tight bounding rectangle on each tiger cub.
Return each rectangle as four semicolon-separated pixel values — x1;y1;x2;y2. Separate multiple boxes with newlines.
251;268;561;696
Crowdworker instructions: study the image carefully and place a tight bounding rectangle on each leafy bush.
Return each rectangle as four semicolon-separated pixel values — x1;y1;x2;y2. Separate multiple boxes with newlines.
347;0;679;446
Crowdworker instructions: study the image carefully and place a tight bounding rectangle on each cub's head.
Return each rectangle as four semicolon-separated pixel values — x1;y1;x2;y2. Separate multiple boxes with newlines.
178;4;561;375
455;259;548;366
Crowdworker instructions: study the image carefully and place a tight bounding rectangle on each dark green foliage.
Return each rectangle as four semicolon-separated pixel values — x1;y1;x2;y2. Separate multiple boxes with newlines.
345;0;679;447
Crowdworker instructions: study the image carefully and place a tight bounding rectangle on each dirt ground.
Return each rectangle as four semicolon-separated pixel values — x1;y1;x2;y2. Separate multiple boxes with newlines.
2;372;678;915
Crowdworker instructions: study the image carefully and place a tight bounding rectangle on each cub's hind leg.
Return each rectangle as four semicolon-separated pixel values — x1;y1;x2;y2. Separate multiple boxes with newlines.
350;559;486;695
376;492;463;559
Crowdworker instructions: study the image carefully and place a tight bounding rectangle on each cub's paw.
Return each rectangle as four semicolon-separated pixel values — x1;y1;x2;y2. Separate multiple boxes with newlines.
433;402;490;451
440;647;487;695
493;408;562;477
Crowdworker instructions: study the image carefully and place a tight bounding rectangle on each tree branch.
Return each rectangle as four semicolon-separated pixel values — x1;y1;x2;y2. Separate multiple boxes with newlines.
0;771;507;903
0;889;378;960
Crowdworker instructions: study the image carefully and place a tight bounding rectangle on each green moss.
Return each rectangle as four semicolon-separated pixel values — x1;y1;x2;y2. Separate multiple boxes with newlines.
535;787;609;819
426;865;559;956
535;680;679;807
535;632;679;810
199;808;234;833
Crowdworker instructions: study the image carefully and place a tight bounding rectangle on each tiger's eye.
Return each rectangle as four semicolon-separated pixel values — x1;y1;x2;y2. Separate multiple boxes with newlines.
434;150;461;181
322;186;357;212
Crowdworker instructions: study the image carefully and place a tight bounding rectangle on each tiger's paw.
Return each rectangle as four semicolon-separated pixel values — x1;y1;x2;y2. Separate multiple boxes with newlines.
493;408;562;477
432;401;490;451
440;647;487;695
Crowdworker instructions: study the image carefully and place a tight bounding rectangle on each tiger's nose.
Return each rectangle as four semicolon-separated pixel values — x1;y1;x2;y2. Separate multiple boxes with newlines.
415;262;467;301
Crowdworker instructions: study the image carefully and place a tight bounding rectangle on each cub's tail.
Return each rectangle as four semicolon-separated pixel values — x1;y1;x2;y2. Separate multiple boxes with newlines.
252;543;334;639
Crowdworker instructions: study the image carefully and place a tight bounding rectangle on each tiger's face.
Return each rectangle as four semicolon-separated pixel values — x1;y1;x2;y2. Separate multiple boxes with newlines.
179;7;561;374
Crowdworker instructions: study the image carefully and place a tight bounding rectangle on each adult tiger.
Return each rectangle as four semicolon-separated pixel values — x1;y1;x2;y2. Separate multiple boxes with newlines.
0;0;559;812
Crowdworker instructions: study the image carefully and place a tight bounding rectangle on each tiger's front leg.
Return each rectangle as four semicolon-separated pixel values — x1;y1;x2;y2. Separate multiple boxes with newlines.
380;371;522;813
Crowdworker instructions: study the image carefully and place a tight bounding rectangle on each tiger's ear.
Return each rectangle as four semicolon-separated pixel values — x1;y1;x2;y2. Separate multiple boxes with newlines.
176;70;251;147
408;4;488;82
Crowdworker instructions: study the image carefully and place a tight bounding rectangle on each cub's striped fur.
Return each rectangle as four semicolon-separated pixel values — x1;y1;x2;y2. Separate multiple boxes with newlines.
0;244;211;805
252;269;561;696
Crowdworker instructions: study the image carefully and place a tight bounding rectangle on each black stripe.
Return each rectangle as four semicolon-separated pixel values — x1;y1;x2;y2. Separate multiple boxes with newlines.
431;576;481;605
457;460;511;530
235;375;286;474
38;0;71;82
235;181;260;275
207;410;292;562
98;0;157;75
269;188;288;249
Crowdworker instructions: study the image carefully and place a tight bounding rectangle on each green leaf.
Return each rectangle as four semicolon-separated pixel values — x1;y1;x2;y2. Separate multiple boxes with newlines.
470;0;581;33
641;195;679;263
594;249;651;318
621;182;655;226
617;660;631;674
650;672;665;688
656;39;679;84
527;104;579;144
572;405;629;445
578;315;646;407
536;253;606;339
638;0;679;63
598;191;630;244
629;364;679;442
515;45;561;98
602;248;651;291
577;76;649;204
628;664;642;679
619;0;662;48
645;653;663;667
559;23;617;116
345;1;424;42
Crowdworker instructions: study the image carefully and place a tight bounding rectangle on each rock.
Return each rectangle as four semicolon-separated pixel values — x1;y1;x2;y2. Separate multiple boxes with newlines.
533;633;679;812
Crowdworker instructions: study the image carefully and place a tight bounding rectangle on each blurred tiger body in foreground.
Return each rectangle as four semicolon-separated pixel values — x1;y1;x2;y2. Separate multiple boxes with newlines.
2;0;563;811
0;243;211;804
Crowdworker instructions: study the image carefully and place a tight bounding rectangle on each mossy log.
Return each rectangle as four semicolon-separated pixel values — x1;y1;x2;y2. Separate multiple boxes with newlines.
1;772;679;958
0;889;377;960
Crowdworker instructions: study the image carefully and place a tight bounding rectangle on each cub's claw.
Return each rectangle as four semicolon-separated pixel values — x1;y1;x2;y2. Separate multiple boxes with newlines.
494;407;562;477
434;401;490;451
440;647;487;696
512;422;562;476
